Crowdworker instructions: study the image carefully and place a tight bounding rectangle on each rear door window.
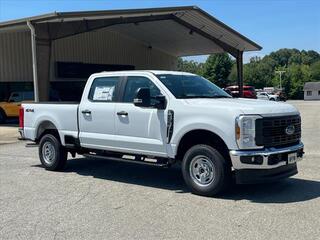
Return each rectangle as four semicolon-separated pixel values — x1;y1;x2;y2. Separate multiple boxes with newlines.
88;77;120;102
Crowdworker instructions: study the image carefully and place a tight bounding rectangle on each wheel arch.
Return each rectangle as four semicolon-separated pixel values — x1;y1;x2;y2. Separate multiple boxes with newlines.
176;129;231;166
35;120;61;143
0;107;7;116
0;107;7;123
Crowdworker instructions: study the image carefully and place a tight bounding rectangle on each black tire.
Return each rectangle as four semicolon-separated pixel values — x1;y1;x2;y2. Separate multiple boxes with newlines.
181;144;231;196
39;134;68;171
270;98;275;101
0;109;6;124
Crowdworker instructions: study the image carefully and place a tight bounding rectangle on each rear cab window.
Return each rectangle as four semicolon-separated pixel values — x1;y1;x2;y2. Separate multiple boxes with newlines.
88;77;120;102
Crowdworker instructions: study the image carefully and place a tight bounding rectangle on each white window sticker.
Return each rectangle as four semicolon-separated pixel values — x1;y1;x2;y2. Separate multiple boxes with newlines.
93;86;114;101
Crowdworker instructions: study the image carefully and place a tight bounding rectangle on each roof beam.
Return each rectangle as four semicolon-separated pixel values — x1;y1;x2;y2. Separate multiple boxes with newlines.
39;14;175;41
171;15;239;58
35;13;242;58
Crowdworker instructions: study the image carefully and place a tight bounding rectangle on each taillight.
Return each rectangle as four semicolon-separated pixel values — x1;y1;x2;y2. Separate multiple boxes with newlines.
19;107;24;128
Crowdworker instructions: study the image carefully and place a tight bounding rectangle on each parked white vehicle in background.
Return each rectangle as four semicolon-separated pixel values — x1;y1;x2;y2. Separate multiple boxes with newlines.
19;71;304;196
257;91;279;101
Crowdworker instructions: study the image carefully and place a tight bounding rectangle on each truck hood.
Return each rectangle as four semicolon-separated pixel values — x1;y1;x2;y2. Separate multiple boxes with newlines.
184;98;299;115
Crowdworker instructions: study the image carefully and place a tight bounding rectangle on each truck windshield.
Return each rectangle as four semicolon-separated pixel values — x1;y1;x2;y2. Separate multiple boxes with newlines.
156;74;231;99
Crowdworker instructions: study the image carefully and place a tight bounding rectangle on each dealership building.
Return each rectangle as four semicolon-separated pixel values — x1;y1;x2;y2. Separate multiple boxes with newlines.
0;6;261;101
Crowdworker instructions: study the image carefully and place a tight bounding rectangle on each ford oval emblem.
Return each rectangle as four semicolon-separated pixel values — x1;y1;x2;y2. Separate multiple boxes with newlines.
285;125;295;135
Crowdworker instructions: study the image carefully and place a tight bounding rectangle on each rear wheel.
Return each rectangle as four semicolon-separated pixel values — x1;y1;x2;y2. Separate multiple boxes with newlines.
39;134;67;171
0;109;6;124
181;144;230;196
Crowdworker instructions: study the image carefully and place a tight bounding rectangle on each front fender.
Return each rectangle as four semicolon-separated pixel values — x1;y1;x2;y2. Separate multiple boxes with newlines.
171;117;238;151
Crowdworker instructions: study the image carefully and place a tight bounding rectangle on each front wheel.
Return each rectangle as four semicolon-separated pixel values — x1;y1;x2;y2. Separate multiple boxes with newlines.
181;144;230;196
39;134;67;171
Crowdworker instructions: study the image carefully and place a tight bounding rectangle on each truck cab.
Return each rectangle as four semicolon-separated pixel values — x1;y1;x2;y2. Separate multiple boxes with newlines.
19;71;304;196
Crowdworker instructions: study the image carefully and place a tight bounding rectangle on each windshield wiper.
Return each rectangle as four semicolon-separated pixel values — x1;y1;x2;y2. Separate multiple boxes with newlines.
210;95;232;98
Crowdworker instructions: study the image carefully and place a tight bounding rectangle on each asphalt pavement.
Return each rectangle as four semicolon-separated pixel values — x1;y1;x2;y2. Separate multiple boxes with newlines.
0;100;319;240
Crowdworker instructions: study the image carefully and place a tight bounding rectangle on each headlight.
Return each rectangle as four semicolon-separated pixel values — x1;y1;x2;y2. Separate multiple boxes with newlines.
235;115;263;149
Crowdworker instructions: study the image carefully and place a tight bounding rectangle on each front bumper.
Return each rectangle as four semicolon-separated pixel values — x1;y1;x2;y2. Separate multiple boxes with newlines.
235;163;298;184
229;142;304;183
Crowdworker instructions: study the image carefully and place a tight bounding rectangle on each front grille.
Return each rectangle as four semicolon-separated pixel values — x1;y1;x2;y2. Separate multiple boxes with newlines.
255;115;301;147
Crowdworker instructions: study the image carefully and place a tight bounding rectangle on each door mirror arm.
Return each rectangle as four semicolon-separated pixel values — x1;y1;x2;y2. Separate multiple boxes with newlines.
134;88;167;110
152;95;167;110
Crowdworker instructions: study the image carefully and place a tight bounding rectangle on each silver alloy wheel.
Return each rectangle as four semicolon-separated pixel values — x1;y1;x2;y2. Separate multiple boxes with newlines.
189;155;215;187
42;141;56;165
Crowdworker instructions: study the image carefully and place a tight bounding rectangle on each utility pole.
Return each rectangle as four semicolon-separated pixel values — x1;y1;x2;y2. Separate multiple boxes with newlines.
275;70;286;90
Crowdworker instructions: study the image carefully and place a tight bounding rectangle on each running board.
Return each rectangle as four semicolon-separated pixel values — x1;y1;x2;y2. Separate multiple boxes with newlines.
83;154;170;167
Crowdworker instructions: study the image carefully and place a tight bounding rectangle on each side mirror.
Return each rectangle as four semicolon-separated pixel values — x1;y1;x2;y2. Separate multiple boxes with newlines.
134;88;151;108
153;95;167;110
133;88;167;109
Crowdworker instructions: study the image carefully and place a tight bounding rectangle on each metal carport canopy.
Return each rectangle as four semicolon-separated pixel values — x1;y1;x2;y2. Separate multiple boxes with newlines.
0;6;262;99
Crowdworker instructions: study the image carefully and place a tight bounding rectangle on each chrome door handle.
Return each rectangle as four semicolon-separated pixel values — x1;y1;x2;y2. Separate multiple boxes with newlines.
117;111;128;116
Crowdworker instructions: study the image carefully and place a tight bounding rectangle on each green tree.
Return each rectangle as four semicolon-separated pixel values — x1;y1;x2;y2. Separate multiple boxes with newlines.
301;50;320;65
176;48;319;99
203;53;233;87
243;56;276;89
228;63;238;84
228;56;276;89
288;52;302;65
310;60;320;81
269;48;297;66
288;64;310;99
177;58;204;75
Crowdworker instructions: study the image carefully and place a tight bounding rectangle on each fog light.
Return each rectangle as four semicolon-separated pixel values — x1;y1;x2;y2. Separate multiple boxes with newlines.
240;156;263;165
268;154;282;165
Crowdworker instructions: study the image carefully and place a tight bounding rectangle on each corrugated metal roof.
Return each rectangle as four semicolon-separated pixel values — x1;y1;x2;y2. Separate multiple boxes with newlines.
0;6;262;56
304;82;320;90
108;20;224;56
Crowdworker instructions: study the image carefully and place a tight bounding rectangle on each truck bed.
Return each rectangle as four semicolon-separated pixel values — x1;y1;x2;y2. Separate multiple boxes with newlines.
22;103;79;144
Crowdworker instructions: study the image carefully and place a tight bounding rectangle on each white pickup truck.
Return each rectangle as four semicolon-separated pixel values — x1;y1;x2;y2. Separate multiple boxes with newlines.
19;71;304;196
257;91;279;101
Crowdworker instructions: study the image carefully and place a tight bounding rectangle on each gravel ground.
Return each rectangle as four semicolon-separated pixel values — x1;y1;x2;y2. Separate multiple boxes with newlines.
0;122;19;145
0;100;319;240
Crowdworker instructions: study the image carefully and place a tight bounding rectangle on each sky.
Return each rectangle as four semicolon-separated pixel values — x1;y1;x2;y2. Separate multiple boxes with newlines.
0;0;319;63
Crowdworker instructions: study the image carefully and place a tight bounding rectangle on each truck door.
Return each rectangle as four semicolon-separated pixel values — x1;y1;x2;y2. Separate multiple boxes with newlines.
79;76;120;149
114;75;167;157
5;92;22;117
